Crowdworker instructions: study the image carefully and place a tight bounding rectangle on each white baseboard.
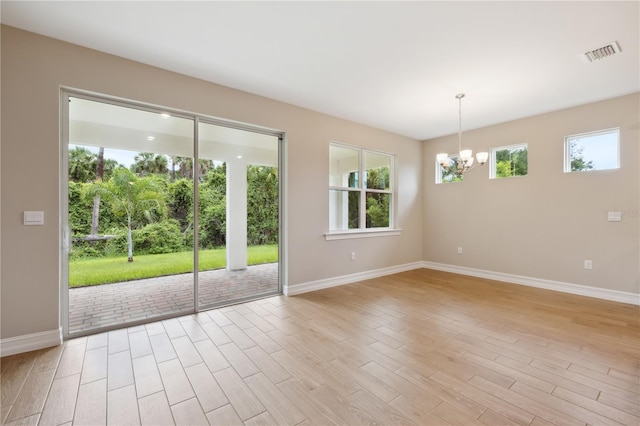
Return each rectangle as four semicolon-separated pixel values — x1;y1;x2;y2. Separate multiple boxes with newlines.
1;328;63;357
422;261;640;306
285;261;423;296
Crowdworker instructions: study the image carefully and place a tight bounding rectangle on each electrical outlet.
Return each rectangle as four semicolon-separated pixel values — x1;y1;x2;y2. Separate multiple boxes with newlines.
584;260;592;270
457;247;463;255
350;252;356;261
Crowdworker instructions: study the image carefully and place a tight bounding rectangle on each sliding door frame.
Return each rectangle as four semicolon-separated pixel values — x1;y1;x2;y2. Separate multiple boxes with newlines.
60;88;285;339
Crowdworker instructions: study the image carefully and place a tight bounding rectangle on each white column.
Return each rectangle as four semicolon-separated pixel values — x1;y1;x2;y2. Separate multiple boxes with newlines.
226;159;247;271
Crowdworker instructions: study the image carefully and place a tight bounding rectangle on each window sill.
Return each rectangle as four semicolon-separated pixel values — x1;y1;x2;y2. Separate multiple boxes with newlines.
324;228;402;241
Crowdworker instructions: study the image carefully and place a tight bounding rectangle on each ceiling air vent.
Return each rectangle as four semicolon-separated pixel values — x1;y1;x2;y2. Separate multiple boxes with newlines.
582;41;621;62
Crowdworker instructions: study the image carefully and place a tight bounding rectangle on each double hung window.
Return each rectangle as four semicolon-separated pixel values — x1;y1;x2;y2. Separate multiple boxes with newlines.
329;143;394;235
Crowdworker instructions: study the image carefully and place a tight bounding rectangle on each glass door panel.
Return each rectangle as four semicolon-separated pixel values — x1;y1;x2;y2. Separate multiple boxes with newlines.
66;96;195;335
197;121;280;309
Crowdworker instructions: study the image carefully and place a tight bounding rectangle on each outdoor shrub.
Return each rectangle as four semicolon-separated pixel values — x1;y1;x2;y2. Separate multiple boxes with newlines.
69;240;107;260
132;220;185;254
104;232;128;257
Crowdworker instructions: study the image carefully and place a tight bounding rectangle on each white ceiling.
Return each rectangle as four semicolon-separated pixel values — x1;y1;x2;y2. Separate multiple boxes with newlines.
2;1;638;140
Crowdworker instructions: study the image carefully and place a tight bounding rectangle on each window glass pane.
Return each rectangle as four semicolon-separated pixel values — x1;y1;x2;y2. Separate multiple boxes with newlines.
565;129;619;172
364;152;391;190
491;144;528;178
366;192;390;228
329;145;359;187
437;156;463;183
329;189;359;230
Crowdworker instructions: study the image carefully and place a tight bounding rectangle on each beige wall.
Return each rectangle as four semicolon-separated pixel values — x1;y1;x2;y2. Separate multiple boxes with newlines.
423;93;639;294
0;26;424;340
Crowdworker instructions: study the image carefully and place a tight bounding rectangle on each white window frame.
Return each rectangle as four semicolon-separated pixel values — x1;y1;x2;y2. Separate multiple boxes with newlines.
326;142;400;240
489;143;528;179
435;154;463;184
564;128;620;173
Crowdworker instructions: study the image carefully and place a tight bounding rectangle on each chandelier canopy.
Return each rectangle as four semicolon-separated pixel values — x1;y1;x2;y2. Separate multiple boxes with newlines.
436;93;488;175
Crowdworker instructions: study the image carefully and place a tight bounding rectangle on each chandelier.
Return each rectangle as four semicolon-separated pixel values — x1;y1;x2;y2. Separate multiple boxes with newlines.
436;93;488;175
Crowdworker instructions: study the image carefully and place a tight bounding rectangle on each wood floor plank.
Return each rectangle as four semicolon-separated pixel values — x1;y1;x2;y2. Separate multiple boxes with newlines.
243;410;279;426
201;320;233;346
212;367;265;421
1;352;35;407
107;350;134;391
4;368;56;423
149;332;177;363
138;391;174;425
107;329;129;354
157;358;195;406
244;372;306;425
184;362;228;413
429;371;535;425
551;385;639;425
242;311;276;333
55;342;86;379
511;380;625;425
597;391;640;417
308;384;376;424
32;345;64;372
346;388;414;425
244;345;291;384
217;342;260;378
80;346;107;385
467;375;585;426
170;397;208;426
161;318;187;339
128;330;153;359
38;373;80;426
276;378;336;425
221;323;257;349
207;310;233;327
431;400;485;425
388;394;444;424
205;404;243;425
178;318;209;343
73;378;107;426
496;355;600;400
2;268;638;426
2;413;40;426
393;366;488;419
132;354;164;398
106;384;140;425
223;309;255;330
243;326;282;354
170;335;203;368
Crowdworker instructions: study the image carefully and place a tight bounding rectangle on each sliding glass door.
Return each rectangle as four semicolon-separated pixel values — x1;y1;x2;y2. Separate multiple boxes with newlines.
197;121;280;310
62;92;282;337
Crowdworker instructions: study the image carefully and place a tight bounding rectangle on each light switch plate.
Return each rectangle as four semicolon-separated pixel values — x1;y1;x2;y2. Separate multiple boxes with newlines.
24;211;44;225
607;211;622;222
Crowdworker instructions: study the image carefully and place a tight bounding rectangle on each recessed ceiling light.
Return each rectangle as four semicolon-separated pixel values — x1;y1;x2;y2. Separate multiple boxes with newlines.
160;113;170;119
147;136;155;141
236;155;243;159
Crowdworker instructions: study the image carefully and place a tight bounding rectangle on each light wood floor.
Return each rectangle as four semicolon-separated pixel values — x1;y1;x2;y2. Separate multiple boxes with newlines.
1;269;639;425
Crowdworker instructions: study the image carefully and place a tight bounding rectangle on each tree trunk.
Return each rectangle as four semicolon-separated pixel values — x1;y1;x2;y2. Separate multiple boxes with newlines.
90;147;105;236
127;213;133;262
90;195;100;236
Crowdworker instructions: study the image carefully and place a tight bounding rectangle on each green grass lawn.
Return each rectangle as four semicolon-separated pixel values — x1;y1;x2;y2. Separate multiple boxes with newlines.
69;245;277;287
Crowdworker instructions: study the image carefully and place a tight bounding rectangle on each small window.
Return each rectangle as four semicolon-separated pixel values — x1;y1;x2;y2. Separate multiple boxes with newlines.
329;143;394;232
564;128;619;173
490;144;528;179
435;155;463;184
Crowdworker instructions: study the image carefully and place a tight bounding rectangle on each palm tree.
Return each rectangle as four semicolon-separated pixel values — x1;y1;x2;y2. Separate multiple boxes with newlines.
176;156;215;180
90;147;105;237
131;152;169;176
83;168;166;262
69;146;97;182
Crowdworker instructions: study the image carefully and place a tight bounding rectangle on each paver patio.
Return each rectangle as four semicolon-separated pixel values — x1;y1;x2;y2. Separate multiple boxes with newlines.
68;262;279;334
